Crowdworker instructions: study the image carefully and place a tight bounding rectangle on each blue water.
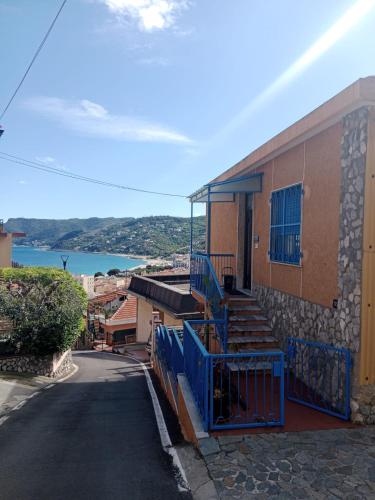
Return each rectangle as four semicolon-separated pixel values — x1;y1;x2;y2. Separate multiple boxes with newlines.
13;246;146;275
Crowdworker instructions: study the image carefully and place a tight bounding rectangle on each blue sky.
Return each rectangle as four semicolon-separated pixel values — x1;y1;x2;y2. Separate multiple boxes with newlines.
1;0;375;221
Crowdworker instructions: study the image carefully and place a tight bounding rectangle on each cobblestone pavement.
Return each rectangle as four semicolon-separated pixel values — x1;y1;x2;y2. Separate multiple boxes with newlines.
200;428;375;499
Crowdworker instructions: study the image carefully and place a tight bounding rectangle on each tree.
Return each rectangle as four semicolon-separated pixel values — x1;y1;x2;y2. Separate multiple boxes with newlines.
94;272;104;278
0;267;87;356
107;268;121;276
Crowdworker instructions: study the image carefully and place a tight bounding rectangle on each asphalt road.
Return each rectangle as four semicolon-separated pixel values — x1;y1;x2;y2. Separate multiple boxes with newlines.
0;351;191;500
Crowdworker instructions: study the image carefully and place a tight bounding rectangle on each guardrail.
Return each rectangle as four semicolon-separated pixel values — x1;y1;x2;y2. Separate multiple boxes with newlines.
208;253;235;287
155;325;184;384
183;322;210;431
190;253;229;350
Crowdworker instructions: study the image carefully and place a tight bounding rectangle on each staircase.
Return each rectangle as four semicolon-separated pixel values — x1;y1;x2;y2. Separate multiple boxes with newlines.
226;293;280;353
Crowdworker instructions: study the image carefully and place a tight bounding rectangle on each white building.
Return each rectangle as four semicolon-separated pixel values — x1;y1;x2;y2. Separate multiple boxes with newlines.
76;274;95;298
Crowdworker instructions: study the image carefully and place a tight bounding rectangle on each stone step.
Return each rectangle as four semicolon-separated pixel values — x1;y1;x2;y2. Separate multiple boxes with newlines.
227;335;278;344
238;347;283;354
228;305;262;313
227;298;257;306
229;315;268;322
228;341;280;353
228;324;273;334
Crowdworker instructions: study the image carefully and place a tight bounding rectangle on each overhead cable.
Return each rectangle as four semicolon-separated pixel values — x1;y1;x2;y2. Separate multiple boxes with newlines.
0;152;187;198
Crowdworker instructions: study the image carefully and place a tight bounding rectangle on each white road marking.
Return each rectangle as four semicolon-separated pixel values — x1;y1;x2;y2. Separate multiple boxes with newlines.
0;416;9;426
123;353;189;493
12;400;26;411
44;384;55;390
77;351;189;492
26;391;40;399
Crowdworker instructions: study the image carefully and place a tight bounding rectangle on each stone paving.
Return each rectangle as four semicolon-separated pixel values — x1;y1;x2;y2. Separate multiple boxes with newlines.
199;428;375;499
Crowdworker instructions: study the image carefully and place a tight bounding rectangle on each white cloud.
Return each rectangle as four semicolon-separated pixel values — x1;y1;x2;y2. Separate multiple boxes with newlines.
18;180;27;185
138;56;170;66
25;96;192;144
35;155;69;171
101;0;189;32
35;156;57;164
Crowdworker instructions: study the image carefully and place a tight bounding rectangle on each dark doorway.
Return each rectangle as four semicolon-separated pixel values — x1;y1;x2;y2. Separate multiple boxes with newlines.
243;194;253;289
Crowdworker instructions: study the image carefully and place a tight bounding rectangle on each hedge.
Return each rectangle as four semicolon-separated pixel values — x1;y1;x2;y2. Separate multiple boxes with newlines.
0;267;87;356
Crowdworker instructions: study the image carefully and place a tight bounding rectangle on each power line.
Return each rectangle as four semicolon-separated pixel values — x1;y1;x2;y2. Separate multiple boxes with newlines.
0;0;68;121
0;152;187;198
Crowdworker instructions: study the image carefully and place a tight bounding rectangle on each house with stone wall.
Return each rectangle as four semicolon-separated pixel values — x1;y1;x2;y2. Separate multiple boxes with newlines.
185;77;375;426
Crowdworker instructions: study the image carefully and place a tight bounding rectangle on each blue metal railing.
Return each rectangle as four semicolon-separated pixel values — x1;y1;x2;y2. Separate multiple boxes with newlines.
170;327;184;382
287;337;351;420
183;321;285;431
155;325;184;384
190;252;229;351
183;322;210;431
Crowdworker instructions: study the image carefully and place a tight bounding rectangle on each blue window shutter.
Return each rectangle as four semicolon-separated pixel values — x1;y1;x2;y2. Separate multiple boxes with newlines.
269;184;302;265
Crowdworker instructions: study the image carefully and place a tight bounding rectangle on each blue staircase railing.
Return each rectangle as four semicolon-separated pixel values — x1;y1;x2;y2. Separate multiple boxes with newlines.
155;325;184;384
190;252;229;351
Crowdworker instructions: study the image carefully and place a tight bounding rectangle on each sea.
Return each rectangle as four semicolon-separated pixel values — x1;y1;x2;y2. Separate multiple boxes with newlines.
12;246;146;276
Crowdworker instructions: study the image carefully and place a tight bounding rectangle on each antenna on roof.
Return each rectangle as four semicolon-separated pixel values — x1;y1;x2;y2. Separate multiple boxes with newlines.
60;255;69;271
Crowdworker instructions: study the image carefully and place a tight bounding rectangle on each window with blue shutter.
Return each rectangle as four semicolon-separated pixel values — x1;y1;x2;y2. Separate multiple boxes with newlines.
269;184;302;265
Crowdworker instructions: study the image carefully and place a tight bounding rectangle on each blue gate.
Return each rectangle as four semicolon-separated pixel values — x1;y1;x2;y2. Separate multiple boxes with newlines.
209;351;285;430
287;337;351;420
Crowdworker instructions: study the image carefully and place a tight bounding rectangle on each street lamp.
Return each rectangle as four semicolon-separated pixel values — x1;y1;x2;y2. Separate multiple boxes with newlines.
60;255;69;271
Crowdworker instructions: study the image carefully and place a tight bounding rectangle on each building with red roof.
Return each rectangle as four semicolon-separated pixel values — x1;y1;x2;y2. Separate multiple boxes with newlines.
98;294;137;346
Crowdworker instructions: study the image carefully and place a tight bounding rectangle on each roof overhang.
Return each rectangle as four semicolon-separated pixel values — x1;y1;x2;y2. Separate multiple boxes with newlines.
189;172;263;203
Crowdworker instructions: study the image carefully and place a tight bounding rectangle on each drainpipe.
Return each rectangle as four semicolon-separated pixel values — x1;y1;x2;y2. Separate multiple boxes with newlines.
190;201;193;255
207;185;211;256
190;201;193;293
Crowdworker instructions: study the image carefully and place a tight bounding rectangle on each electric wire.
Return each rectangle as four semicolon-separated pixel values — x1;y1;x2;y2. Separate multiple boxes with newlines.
0;152;187;198
0;0;68;121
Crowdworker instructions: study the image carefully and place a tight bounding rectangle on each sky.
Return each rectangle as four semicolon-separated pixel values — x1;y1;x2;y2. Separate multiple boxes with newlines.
1;0;375;221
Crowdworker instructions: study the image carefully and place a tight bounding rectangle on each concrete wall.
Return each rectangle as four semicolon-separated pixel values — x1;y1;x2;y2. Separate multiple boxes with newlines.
163;311;183;328
136;298;153;343
0;234;12;268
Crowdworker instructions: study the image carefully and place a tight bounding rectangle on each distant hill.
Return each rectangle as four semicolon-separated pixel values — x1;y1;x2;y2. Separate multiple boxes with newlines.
5;216;206;258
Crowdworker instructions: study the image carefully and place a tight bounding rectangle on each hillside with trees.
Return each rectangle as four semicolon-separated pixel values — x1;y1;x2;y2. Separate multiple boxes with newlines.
5;216;206;258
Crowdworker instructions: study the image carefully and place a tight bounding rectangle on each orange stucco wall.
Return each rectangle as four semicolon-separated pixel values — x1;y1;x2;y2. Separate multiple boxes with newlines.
209;122;342;308
210;201;238;256
255;123;341;307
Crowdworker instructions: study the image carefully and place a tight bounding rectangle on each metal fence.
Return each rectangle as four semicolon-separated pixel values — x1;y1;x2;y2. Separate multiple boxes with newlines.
208;253;235;287
210;351;285;430
183;321;285;431
287;337;351;420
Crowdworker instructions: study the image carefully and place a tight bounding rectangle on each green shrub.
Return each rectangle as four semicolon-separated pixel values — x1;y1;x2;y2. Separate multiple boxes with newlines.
0;267;87;356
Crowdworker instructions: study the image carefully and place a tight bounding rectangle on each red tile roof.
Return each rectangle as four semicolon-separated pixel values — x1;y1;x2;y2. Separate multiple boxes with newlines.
110;295;137;322
90;290;127;305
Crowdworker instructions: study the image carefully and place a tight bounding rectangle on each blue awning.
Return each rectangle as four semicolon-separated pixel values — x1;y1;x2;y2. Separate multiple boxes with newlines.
189;173;263;203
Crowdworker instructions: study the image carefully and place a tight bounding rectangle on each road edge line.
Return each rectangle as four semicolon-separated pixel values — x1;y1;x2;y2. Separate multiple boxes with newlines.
121;353;190;493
